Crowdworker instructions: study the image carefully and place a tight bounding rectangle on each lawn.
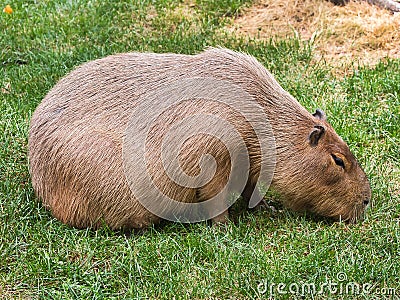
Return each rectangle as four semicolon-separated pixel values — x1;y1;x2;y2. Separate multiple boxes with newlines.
1;0;399;299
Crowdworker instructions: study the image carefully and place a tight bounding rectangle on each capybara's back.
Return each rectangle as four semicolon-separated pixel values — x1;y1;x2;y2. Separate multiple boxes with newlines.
29;48;371;229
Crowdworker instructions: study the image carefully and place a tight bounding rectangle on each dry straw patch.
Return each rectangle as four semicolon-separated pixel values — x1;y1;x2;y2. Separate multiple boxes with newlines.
229;0;400;72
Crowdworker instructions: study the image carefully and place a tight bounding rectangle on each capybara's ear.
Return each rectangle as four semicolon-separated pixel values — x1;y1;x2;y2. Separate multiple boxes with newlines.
309;125;325;146
312;109;326;121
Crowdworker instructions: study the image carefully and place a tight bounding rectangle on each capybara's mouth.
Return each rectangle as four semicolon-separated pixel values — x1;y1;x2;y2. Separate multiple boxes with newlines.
337;205;366;224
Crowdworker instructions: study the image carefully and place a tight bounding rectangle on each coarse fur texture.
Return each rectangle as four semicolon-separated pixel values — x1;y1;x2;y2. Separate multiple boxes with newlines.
28;48;371;229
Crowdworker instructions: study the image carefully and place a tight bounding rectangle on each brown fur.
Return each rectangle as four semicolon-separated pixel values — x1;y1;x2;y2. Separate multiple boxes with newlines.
28;48;371;229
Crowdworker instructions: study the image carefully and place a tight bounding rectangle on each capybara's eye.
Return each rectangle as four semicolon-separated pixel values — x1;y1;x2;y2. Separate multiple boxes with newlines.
331;154;345;169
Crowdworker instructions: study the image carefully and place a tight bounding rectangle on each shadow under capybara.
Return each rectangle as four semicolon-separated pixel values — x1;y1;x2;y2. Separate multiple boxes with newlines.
28;48;371;229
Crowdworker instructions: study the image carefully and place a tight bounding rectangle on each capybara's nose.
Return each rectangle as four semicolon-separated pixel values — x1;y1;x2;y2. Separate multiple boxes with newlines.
363;199;370;206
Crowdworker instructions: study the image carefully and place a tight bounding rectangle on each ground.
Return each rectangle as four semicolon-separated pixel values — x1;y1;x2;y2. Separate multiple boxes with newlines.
227;0;400;75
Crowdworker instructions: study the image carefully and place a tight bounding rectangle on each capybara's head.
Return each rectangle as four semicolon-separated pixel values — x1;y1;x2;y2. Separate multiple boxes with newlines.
272;109;371;223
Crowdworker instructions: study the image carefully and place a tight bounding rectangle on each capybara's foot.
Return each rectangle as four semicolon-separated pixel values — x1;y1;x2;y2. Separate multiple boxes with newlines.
211;210;229;225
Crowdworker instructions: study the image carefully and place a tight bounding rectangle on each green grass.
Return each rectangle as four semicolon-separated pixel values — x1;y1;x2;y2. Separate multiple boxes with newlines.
1;0;399;299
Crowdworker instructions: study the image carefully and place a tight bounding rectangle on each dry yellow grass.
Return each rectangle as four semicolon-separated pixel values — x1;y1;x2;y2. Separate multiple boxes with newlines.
228;0;400;72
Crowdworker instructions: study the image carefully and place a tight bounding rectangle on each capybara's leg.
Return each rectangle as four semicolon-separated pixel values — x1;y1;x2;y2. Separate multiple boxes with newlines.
241;180;266;210
198;182;230;224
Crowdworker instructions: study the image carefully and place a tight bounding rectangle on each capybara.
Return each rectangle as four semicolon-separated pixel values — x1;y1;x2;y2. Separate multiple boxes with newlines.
28;48;371;229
